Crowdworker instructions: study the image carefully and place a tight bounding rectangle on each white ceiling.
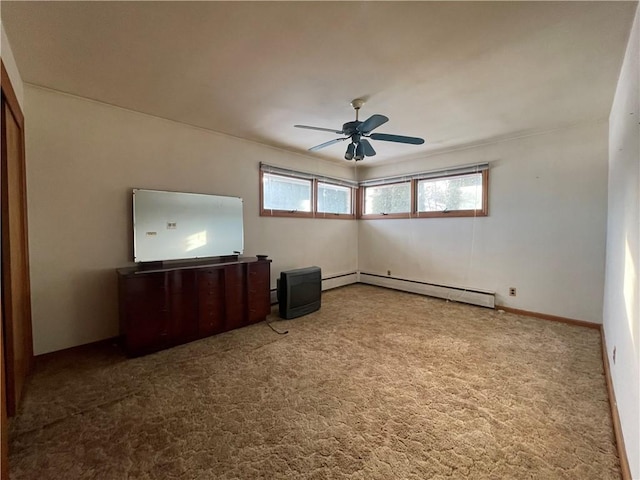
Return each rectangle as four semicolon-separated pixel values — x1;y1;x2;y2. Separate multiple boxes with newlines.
1;1;636;165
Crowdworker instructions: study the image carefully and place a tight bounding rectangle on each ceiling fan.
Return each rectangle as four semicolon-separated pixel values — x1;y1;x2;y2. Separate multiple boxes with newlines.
294;98;425;161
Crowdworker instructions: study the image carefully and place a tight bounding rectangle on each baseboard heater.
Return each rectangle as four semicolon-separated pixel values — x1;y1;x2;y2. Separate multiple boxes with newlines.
359;272;495;308
269;271;493;308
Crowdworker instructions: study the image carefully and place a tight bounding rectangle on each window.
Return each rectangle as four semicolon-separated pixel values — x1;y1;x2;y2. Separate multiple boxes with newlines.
417;172;484;216
363;182;411;216
260;164;357;219
317;182;352;215
260;162;487;220
262;173;312;213
359;164;488;219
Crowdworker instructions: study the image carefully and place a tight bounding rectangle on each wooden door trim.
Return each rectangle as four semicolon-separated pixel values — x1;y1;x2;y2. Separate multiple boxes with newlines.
0;61;24;128
0;294;7;480
1;58;33;420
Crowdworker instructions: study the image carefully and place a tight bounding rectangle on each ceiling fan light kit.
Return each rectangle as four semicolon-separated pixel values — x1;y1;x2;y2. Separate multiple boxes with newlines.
294;98;425;161
345;143;355;160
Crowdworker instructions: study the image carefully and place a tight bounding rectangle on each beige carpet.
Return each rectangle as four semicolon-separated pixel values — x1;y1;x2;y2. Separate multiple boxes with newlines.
9;284;619;479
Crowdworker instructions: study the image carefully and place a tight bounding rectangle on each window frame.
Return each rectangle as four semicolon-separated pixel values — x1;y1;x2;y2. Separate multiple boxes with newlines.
260;170;356;220
358;180;414;219
314;180;356;219
359;169;488;219
259;170;315;218
414;170;489;219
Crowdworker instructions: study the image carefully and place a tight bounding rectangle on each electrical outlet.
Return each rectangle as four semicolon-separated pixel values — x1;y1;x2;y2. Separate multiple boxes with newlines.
387;270;391;276
509;287;517;296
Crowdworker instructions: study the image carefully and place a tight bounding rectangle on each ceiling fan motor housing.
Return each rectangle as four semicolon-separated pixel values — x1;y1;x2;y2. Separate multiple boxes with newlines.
342;121;362;135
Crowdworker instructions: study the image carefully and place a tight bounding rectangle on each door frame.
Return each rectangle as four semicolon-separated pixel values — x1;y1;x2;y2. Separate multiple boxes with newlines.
1;59;33;476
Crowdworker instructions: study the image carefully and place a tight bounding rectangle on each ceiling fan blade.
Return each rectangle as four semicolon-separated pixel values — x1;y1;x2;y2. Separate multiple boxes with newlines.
358;114;389;134
369;133;425;145
294;124;344;134
359;139;376;157
308;137;347;152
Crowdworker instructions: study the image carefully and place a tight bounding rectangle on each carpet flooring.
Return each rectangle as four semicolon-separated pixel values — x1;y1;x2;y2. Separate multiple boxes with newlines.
9;284;619;479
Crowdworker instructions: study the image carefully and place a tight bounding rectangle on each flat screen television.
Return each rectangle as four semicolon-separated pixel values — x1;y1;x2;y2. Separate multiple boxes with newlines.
278;266;321;319
133;189;244;263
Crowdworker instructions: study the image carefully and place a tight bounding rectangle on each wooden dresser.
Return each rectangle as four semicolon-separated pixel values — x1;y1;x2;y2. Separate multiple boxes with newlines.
117;257;271;356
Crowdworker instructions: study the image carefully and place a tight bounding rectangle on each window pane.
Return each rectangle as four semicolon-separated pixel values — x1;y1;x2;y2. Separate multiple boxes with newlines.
317;182;351;214
263;173;311;212
364;182;411;215
417;173;482;212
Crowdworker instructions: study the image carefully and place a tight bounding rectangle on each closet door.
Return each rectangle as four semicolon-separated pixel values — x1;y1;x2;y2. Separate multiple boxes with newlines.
1;61;33;417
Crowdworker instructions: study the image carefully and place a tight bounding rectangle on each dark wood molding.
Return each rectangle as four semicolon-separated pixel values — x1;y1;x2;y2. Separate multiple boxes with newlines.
34;337;122;362
0;303;7;480
600;329;632;480
1;56;32;480
0;60;23;128
495;305;600;329
1;57;34;418
0;59;9;480
17;75;34;376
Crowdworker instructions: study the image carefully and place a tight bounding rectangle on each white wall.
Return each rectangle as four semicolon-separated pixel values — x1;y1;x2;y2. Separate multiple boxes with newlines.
603;4;639;478
0;20;24;108
24;85;357;355
357;122;609;323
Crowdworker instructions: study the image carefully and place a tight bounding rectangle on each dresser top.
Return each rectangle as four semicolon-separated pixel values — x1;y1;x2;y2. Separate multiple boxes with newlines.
117;256;270;276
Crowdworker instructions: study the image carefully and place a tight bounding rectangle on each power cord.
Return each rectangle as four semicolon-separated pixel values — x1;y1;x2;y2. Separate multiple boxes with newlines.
266;321;288;335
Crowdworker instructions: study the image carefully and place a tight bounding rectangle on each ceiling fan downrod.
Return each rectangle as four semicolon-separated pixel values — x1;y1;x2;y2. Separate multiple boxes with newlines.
345;99;366;160
351;98;365;122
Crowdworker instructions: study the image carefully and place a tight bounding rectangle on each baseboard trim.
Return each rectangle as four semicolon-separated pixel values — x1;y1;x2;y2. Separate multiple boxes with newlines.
322;272;358;291
35;336;122;360
600;329;632;480
495;305;600;330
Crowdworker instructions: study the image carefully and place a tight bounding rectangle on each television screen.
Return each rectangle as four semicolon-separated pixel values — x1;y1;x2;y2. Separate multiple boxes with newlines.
133;189;244;262
289;275;321;309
